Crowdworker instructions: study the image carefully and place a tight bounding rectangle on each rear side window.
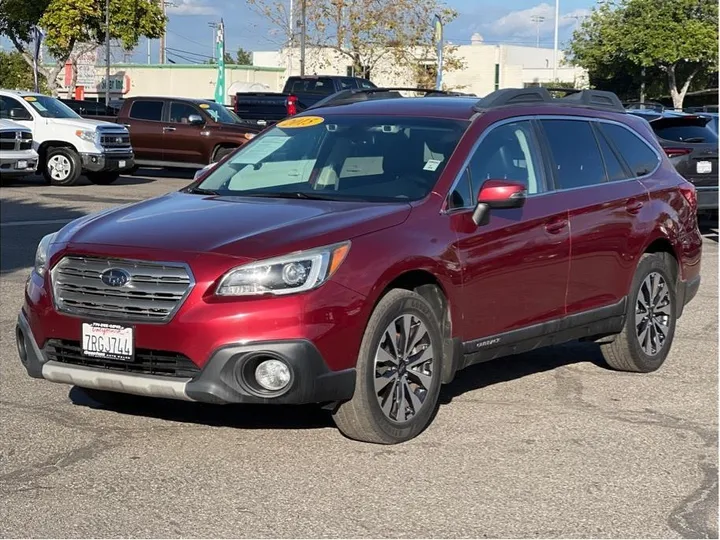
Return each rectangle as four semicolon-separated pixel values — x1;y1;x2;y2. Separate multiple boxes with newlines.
598;123;659;177
288;78;336;95
540;119;606;189
130;100;163;121
594;125;630;181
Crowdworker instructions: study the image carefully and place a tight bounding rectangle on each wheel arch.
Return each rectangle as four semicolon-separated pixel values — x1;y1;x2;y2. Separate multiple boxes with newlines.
211;143;239;163
38;140;78;163
641;234;680;283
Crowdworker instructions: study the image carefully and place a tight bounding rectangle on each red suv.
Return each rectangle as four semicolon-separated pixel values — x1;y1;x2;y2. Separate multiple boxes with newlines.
16;87;703;444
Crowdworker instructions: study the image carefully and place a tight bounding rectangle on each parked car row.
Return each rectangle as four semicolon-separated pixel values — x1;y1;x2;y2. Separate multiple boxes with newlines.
17;86;703;443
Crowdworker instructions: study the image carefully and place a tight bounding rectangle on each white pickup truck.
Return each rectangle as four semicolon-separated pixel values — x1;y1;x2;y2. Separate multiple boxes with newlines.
0;119;38;180
0;90;135;186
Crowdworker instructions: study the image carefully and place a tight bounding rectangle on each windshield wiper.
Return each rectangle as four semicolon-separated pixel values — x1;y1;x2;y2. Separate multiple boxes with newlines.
683;137;706;143
239;191;339;200
188;187;220;195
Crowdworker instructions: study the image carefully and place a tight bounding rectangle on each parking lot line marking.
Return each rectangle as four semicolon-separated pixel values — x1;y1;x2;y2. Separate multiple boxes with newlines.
0;219;74;227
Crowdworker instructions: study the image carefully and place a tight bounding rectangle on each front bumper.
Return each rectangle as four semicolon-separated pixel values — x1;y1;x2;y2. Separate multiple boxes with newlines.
17;310;355;405
0;154;38;177
81;152;135;173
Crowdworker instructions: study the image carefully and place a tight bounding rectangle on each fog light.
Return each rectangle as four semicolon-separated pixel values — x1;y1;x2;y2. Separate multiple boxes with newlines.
255;359;291;391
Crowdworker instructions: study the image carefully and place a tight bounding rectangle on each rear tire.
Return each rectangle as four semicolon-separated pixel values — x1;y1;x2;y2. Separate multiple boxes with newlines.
600;253;677;373
42;147;82;186
332;289;444;444
86;172;120;185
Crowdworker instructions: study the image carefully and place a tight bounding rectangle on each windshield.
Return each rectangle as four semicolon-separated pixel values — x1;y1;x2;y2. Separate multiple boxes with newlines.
22;95;81;119
195;114;469;202
201;102;242;124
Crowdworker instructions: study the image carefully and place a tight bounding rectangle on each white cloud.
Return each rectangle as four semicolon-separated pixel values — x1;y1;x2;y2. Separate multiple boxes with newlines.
167;0;219;16
484;3;591;39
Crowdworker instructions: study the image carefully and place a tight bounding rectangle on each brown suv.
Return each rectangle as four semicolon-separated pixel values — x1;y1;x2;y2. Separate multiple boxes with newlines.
97;97;260;169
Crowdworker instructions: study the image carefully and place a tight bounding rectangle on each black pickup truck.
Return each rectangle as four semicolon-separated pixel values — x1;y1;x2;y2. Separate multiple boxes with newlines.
232;75;376;128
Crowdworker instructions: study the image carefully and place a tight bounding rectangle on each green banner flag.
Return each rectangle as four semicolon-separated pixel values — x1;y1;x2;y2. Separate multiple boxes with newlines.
214;20;226;104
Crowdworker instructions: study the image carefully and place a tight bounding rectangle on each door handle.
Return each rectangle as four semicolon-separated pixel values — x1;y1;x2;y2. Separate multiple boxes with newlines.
626;200;644;214
163;126;176;132
545;218;568;234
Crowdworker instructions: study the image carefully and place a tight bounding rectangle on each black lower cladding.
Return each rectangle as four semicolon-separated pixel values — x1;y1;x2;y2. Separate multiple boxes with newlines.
45;339;201;378
186;340;356;405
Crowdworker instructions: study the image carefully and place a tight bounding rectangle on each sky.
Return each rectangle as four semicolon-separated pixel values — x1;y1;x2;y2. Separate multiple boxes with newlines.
156;0;597;64
0;0;599;65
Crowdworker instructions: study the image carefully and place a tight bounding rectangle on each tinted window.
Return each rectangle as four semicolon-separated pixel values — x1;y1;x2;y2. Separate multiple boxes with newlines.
130;100;163;121
197;115;468;202
541;119;606;189
653;123;718;144
468;120;544;196
595;125;629;181
359;79;375;89
288;78;336;95
169;102;200;123
599;123;659;177
0;96;32;120
339;78;356;90
448;168;472;209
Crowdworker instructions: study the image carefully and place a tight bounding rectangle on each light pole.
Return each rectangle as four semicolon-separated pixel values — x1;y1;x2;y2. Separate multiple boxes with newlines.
552;0;559;82
299;0;306;75
105;0;110;106
531;15;545;48
159;1;176;64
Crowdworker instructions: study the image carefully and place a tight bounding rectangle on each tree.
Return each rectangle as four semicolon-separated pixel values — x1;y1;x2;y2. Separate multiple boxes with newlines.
0;50;49;91
247;0;463;86
0;0;166;96
206;47;253;65
568;0;718;109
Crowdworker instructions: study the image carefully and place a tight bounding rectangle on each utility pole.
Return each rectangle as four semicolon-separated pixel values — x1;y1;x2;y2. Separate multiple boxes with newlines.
552;0;559;81
209;21;219;62
105;0;110;106
299;0;306;75
531;15;545;48
160;0;166;64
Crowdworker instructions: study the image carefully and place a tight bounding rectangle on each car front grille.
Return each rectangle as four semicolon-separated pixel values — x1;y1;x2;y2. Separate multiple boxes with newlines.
0;130;33;151
45;339;200;378
51;256;194;323
99;131;132;150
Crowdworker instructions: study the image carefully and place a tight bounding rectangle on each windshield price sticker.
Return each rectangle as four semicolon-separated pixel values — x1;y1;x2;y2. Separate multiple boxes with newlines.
277;116;325;128
199;103;210;109
23;96;37;102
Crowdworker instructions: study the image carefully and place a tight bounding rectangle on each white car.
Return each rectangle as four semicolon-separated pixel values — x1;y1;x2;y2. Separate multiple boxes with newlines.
0;118;38;180
0;90;134;186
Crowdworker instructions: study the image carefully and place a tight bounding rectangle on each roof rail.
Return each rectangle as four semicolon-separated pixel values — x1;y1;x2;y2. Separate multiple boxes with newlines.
305;87;470;111
472;87;626;113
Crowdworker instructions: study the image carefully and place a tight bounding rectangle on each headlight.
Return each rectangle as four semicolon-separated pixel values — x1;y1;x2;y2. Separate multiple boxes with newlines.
34;233;56;276
75;129;97;143
216;241;351;297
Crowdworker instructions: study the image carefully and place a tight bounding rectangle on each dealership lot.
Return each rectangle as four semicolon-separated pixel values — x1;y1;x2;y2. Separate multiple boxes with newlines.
0;172;717;538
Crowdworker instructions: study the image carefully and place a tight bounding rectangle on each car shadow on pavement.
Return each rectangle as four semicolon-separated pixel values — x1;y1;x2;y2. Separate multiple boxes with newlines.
0;173;157;188
66;341;609;431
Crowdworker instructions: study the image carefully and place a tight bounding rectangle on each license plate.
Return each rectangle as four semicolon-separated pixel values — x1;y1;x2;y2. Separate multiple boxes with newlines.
118;160;126;168
16;160;27;169
82;323;134;360
697;161;712;174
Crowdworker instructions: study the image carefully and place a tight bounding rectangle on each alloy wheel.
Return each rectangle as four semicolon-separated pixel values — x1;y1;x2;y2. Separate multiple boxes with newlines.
374;314;434;423
635;272;673;356
48;155;72;181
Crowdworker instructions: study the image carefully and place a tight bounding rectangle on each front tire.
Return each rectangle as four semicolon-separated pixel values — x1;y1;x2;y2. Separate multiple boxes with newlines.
212;146;236;163
332;289;444;444
86;172;120;185
43;147;82;186
600;253;678;373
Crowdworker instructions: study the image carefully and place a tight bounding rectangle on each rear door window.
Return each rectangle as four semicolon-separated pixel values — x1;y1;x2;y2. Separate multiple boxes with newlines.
540;119;607;189
598;123;660;177
129;100;163;121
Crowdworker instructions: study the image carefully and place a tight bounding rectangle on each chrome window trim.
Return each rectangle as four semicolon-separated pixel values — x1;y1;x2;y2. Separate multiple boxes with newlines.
441;113;663;214
50;255;196;325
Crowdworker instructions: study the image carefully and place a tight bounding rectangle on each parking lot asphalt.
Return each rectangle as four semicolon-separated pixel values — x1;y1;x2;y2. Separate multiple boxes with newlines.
0;171;717;539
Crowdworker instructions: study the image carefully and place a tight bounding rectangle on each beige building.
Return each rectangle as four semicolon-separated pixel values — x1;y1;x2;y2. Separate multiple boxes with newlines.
253;36;587;96
56;63;285;103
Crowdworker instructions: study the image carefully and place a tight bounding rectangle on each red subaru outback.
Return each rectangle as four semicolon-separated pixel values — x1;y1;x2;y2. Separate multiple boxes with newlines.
17;88;702;444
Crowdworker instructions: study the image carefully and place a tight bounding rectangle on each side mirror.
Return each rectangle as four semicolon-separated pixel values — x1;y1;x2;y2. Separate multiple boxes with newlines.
188;114;204;125
193;163;215;181
471;179;527;226
10;108;31;121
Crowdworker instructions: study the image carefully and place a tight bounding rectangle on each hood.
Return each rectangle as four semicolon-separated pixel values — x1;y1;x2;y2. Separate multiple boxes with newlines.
50;118;123;130
0;119;29;131
57;192;411;260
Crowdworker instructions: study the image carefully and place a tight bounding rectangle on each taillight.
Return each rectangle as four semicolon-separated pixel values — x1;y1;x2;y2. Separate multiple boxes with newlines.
286;95;298;116
679;182;697;211
664;147;692;159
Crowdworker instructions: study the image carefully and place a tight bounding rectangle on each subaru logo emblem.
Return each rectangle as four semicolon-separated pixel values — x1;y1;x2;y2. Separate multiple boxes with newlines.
100;268;130;287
